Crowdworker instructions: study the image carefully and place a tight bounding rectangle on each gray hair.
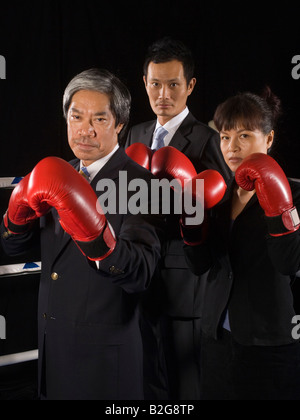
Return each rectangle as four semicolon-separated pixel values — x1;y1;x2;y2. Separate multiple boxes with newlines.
63;68;131;139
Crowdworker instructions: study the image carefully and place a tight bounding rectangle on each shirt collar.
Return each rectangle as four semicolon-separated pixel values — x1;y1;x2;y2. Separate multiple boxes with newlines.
154;107;189;146
155;107;189;133
80;144;119;182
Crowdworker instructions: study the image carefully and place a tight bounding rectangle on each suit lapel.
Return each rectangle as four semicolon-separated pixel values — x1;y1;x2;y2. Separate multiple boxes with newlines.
217;177;259;251
91;147;129;189
136;113;195;152
169;113;195;152
138;121;156;148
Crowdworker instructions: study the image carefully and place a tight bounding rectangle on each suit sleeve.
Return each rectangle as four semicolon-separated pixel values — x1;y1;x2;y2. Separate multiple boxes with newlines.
1;220;40;257
182;219;213;276
267;182;300;276
200;131;232;183
96;214;163;294
267;231;300;276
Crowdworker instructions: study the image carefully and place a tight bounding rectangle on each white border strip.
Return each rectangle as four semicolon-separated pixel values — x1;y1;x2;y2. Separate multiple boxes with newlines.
0;262;42;277
0;350;38;367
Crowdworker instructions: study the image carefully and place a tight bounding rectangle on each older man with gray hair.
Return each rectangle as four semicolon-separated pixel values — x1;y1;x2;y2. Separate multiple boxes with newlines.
1;68;163;400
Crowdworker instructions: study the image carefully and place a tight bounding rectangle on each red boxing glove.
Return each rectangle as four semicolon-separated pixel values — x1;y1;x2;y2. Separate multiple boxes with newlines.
151;146;226;209
181;170;227;245
27;157;116;261
151;146;197;186
126;143;153;170
235;153;300;236
151;147;227;244
186;170;228;211
4;174;42;234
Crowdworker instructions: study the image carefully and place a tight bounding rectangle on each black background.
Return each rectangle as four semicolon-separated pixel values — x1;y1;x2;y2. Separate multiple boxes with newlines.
0;1;300;178
0;1;300;399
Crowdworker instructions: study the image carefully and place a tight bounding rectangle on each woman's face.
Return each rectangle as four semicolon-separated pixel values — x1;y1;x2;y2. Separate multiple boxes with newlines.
220;126;274;173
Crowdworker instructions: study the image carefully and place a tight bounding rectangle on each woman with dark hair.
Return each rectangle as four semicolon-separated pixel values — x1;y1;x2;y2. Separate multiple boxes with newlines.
182;87;300;400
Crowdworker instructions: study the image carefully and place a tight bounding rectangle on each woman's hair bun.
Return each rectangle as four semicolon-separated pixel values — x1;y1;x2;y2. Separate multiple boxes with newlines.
261;85;282;124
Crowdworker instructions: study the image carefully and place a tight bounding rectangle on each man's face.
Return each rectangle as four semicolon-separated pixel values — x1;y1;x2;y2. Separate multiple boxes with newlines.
144;60;196;125
67;90;123;166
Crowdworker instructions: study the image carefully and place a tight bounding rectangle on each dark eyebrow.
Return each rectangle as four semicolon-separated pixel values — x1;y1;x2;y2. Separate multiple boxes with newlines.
236;129;252;134
220;128;253;135
94;111;108;117
70;108;108;117
149;78;180;83
70;107;83;114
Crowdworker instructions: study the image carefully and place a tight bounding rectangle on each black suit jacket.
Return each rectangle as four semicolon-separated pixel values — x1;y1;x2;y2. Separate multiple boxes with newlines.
126;112;231;176
126;112;231;318
184;178;300;346
1;148;163;400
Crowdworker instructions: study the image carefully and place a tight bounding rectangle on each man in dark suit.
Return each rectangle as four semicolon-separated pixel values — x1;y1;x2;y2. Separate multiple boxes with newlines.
1;69;163;400
126;37;231;400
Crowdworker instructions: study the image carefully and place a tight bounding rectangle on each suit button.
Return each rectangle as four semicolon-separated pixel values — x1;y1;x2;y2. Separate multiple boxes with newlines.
109;266;124;275
43;313;47;320
51;272;59;281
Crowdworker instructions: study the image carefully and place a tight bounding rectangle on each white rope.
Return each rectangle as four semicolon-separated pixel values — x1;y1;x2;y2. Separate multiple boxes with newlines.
0;262;42;277
0;350;38;367
0;177;39;368
0;177;23;189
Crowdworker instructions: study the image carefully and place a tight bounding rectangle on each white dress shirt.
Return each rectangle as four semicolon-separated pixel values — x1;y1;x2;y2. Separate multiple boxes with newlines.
80;144;120;181
153;107;189;147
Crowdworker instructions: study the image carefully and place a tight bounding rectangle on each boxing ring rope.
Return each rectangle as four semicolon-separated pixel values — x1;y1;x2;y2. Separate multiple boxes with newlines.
0;262;41;368
0;177;23;189
0;176;39;369
0;350;38;367
0;262;41;277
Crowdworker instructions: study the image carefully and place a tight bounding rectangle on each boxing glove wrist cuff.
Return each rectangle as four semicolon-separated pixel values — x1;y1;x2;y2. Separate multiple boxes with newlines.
75;222;116;261
4;212;33;235
266;207;300;236
180;220;205;246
